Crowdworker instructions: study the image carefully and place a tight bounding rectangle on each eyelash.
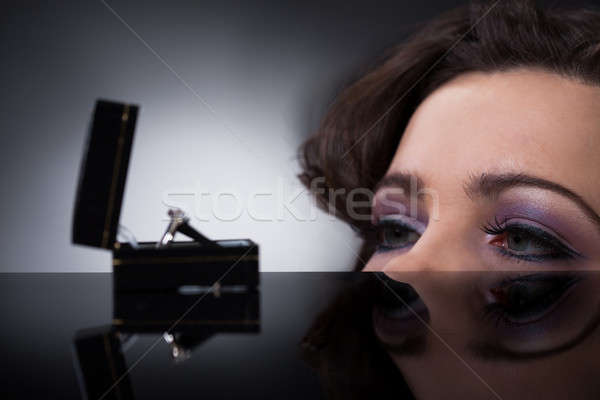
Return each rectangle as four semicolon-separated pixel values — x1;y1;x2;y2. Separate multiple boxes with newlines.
482;273;580;328
480;217;580;262
364;215;581;263
361;219;420;253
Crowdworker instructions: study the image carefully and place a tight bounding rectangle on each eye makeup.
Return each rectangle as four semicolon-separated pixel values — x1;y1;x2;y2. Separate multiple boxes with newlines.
471;271;600;360
366;188;428;253
365;183;600;270
481;216;583;263
371;188;428;224
482;273;581;327
487;195;600;261
363;215;425;253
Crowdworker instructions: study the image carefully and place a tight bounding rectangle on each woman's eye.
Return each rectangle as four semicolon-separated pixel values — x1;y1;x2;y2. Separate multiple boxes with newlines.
378;223;420;250
483;222;579;262
486;274;579;326
504;230;551;254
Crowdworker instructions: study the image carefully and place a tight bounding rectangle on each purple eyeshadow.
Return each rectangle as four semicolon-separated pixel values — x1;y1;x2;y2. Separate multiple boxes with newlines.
372;191;429;225
493;200;596;255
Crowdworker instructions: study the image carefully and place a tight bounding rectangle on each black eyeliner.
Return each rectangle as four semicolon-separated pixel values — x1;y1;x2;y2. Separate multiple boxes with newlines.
482;218;582;262
482;272;581;328
363;217;421;253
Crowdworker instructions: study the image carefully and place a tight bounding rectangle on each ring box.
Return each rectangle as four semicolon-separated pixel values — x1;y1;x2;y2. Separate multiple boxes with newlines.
72;100;261;399
71;99;260;332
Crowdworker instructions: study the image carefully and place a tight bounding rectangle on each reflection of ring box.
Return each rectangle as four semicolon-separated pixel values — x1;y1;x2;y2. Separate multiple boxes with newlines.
71;100;259;332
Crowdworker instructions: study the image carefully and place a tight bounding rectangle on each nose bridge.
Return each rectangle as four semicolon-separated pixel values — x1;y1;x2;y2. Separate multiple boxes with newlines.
382;248;437;272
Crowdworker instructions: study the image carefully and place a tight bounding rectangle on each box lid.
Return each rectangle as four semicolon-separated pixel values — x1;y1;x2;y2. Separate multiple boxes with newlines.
72;100;138;249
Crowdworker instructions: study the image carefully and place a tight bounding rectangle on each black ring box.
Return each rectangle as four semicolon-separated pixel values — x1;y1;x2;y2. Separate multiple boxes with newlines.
71;100;260;331
71;100;261;400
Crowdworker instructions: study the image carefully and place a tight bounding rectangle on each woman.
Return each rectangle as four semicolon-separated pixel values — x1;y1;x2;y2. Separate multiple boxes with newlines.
299;0;600;398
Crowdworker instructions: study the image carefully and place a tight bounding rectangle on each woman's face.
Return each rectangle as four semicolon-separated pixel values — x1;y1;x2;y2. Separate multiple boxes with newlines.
364;70;600;398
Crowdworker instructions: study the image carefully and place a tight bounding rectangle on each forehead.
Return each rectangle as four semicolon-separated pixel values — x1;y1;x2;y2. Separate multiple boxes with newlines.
388;69;600;206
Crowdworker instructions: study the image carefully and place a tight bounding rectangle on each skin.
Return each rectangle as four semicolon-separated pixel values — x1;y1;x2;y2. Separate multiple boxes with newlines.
363;69;600;399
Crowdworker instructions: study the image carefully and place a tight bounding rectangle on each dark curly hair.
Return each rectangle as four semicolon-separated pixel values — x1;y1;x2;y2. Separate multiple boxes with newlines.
299;1;600;398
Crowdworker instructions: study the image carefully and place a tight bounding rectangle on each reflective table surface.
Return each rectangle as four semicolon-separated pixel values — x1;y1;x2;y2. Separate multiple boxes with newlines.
0;273;352;399
3;271;600;399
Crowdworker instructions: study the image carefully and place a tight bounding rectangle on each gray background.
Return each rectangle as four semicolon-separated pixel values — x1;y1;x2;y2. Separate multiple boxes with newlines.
1;0;589;271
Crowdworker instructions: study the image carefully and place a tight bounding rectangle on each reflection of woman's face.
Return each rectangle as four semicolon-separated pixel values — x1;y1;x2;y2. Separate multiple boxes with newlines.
363;70;600;399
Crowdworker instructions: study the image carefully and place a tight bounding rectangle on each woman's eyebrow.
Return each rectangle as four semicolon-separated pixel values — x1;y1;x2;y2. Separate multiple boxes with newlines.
465;172;600;230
